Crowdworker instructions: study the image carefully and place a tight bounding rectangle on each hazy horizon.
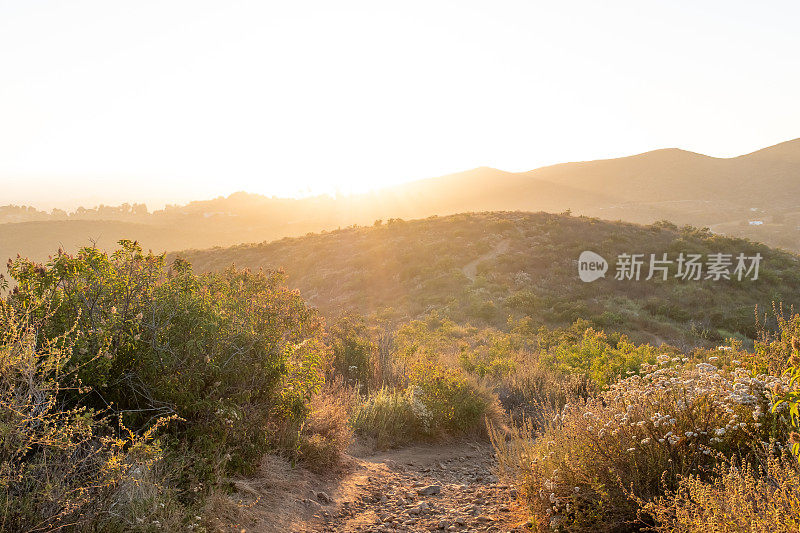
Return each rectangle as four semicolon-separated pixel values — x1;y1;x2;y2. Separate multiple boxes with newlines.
5;136;800;212
3;1;800;210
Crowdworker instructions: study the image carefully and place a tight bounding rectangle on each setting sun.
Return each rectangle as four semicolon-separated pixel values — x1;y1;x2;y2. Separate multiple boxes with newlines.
2;1;800;208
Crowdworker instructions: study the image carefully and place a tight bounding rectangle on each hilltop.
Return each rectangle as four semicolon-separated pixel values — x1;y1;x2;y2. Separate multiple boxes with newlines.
3;138;800;263
173;211;800;349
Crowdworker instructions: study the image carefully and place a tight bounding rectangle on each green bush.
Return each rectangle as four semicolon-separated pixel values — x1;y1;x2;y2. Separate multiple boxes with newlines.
351;387;427;448
539;324;659;388
458;346;516;377
411;361;496;434
0;296;172;531
327;314;377;391
353;361;498;448
6;241;328;488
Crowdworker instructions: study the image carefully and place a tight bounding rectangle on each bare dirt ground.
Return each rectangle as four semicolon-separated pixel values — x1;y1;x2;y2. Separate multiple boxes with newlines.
209;440;530;533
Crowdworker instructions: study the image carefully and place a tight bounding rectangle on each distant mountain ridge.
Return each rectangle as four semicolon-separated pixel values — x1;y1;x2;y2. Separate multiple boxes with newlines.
2;137;800;262
524;137;800;207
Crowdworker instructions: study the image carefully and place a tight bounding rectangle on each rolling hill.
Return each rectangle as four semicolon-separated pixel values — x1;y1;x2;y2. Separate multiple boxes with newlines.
172;211;800;349
3;138;800;264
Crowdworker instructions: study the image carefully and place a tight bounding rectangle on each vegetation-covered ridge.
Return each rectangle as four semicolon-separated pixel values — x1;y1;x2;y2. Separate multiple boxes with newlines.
175;211;800;349
5;213;800;531
5;138;800;265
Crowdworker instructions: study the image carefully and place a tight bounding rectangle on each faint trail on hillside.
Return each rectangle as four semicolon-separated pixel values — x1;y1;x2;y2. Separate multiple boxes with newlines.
462;240;511;281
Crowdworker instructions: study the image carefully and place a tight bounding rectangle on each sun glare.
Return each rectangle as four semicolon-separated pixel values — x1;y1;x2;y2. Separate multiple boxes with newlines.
0;1;799;209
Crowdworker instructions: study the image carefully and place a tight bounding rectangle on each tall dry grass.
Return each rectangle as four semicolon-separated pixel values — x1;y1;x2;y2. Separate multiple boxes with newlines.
298;377;358;472
640;449;800;532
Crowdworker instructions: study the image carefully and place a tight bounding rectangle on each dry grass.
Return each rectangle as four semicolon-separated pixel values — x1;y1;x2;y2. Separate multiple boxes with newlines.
298;377;357;473
641;450;800;532
491;355;788;532
203;453;317;533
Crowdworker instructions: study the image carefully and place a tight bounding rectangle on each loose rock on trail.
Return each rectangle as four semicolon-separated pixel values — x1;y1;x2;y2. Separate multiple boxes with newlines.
214;440;530;533
304;440;528;533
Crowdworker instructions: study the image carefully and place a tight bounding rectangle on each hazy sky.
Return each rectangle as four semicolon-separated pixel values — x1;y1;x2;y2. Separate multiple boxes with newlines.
1;1;798;209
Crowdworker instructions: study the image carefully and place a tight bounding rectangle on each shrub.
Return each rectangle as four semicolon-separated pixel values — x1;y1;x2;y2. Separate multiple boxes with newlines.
0;296;171;531
538;325;660;388
641;450;800;532
458;339;517;378
495;362;594;427
327;314;378;391
492;354;787;532
298;378;357;472
351;387;427;448
6;241;328;489
353;362;499;448
410;361;499;435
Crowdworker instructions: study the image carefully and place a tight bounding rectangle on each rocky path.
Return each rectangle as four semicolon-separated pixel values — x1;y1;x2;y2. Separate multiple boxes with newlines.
294;441;529;533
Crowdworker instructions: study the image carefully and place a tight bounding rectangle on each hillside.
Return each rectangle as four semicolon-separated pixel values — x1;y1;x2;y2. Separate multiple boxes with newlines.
3;139;800;264
173;211;800;349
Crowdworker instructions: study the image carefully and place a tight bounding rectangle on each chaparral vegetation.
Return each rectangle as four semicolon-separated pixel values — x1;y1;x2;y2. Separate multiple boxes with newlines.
3;213;800;531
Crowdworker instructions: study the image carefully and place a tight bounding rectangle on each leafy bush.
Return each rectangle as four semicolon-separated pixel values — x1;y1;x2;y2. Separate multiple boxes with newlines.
6;241;328;488
0;296;172;531
458;347;516;377
538;323;660;388
351;387;427;448
353;361;499;448
410;361;499;435
327;314;378;391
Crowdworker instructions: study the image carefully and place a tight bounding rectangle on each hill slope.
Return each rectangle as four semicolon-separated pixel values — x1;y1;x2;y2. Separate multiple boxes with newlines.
4;138;800;263
174;211;800;348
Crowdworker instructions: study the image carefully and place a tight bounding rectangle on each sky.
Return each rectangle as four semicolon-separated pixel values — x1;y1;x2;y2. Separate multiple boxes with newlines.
1;1;799;209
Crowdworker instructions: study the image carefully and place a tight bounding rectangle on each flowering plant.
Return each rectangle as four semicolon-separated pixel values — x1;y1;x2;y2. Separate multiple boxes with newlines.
771;336;800;456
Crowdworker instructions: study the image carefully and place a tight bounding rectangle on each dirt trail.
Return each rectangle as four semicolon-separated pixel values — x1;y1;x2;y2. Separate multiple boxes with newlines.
214;441;529;533
462;240;511;281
